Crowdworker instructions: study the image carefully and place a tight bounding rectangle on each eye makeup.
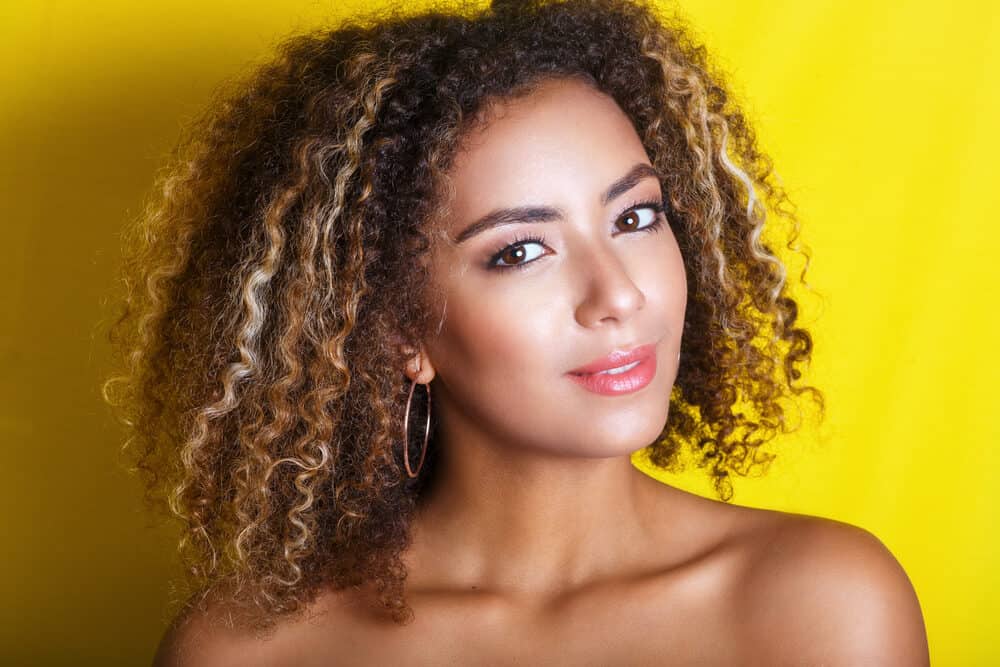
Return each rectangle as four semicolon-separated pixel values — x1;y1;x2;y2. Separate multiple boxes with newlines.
485;197;668;272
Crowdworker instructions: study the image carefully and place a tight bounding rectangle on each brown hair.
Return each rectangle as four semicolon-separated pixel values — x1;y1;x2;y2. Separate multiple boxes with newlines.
103;0;823;631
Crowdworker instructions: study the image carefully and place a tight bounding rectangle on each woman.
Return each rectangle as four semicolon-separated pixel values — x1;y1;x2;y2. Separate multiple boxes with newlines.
104;0;929;663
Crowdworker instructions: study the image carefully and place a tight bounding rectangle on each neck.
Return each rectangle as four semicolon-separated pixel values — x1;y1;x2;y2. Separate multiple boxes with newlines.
404;396;675;600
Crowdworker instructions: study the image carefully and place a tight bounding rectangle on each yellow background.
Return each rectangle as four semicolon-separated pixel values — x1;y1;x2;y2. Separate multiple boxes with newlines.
3;0;997;664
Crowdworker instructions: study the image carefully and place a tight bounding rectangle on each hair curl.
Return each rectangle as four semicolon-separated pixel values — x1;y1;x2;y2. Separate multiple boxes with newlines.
103;0;823;632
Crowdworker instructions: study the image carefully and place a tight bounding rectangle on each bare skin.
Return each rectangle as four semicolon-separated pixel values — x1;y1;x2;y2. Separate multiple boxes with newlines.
277;488;833;666
156;492;929;666
154;78;929;665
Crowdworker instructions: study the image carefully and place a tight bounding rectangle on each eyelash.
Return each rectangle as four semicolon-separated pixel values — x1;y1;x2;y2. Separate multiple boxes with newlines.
486;198;668;272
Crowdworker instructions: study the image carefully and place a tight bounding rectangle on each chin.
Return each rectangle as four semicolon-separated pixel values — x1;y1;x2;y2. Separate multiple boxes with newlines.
579;412;669;457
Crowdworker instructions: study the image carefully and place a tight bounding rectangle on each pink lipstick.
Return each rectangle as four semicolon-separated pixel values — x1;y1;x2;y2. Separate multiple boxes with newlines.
567;343;657;396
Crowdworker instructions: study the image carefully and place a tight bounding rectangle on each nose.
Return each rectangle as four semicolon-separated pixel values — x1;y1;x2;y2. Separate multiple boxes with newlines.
572;244;646;328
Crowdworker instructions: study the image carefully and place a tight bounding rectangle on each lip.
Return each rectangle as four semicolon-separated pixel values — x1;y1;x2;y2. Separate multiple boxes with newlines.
566;343;658;396
567;343;657;376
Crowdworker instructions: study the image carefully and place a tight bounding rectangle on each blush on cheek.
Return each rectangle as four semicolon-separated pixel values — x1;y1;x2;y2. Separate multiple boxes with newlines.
433;290;555;388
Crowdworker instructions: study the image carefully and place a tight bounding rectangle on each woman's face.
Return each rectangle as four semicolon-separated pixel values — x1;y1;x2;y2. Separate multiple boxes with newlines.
420;76;687;458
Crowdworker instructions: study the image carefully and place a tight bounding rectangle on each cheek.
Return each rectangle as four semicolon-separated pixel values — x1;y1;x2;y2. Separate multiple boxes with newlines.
633;230;688;318
433;277;559;377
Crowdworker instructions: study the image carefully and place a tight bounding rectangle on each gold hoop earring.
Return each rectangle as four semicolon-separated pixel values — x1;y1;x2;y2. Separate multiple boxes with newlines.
403;378;431;478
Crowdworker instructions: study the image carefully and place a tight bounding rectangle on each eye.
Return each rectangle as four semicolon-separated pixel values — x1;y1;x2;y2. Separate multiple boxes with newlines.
488;234;548;271
485;199;667;273
614;200;666;234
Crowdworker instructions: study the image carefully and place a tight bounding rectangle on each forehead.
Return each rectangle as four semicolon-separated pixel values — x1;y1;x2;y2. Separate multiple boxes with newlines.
439;78;654;231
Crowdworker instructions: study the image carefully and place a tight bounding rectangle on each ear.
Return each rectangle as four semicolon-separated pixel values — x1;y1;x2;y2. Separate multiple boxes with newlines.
401;343;436;384
391;328;436;384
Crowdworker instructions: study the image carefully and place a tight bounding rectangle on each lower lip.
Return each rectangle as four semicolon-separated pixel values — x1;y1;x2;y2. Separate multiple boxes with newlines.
567;349;657;396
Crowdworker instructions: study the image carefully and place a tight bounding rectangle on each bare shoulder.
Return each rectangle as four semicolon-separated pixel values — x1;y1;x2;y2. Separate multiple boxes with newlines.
152;592;293;667
734;510;930;666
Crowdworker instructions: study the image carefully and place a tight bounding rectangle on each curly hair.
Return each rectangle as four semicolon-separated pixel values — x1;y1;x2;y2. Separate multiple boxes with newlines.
103;0;823;632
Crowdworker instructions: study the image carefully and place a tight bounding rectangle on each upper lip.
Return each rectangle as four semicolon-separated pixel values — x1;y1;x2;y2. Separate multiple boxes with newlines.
568;343;656;376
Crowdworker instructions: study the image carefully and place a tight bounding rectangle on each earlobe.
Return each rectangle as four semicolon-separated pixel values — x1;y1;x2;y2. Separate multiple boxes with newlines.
392;331;435;384
403;346;436;385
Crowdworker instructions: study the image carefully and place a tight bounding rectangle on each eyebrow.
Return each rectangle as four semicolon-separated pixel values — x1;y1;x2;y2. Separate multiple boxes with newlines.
452;162;663;244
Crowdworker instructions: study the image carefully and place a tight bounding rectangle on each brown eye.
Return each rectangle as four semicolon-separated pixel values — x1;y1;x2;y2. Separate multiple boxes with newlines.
500;246;527;265
488;236;547;270
615;206;661;233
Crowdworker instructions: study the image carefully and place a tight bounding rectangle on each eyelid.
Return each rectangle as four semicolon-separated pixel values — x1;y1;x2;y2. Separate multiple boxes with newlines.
486;197;667;271
611;197;666;232
487;232;549;270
